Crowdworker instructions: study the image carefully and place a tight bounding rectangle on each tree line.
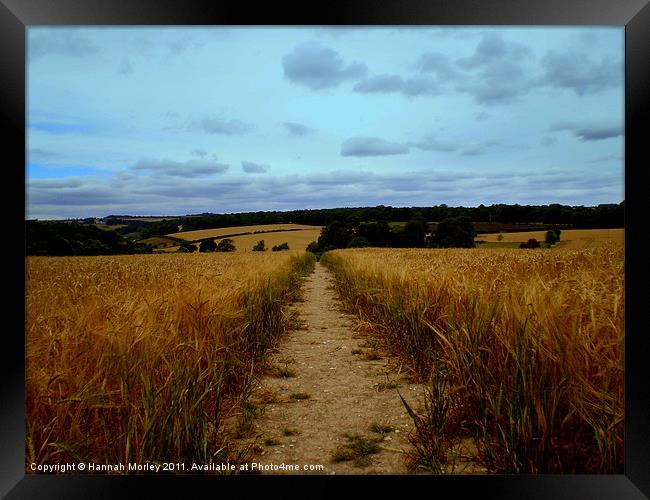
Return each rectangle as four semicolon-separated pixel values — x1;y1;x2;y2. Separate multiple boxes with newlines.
306;216;477;255
105;201;623;239
27;201;623;256
26;220;154;256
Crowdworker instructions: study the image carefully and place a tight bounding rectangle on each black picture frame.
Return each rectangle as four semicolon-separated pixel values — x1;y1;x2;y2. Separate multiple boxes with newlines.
3;0;649;498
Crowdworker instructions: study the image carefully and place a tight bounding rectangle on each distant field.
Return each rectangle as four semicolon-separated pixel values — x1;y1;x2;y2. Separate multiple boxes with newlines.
166;223;322;242
140;236;180;248
112;217;178;222
217;229;321;252
95;224;128;231
389;221;547;232
159;228;322;253
476;228;623;249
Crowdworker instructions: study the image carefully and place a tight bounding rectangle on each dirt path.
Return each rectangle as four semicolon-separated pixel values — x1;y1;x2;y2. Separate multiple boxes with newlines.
242;261;425;474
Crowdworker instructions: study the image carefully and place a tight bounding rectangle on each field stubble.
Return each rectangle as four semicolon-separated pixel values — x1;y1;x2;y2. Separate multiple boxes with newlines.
322;244;624;474
26;251;315;471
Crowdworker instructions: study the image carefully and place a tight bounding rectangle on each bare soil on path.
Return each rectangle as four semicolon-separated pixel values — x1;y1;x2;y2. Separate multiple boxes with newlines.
242;262;425;475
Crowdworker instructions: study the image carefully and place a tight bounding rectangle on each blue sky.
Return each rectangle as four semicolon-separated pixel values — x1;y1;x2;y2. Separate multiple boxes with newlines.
26;27;624;219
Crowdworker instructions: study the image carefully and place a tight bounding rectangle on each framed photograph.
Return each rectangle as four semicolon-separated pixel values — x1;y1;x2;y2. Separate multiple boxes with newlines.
5;0;649;498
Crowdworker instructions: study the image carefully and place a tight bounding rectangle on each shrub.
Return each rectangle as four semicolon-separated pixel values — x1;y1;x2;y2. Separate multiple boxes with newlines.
199;239;217;252
430;217;476;248
306;241;320;253
347;236;371;248
317;221;354;250
216;239;236;252
252;240;266;252
545;230;559;245
272;242;290;251
519;238;541;249
179;241;196;253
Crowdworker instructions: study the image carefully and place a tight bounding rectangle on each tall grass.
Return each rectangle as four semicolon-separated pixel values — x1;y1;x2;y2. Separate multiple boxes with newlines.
322;244;623;473
26;252;315;471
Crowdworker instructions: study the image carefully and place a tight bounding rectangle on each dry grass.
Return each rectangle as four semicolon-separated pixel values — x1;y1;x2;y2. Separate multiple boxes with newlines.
165;223;322;242
331;434;383;467
25;251;315;471
322;244;624;473
476;228;623;249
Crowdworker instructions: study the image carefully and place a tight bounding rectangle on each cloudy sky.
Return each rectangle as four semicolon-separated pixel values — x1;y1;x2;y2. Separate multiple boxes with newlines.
26;27;624;219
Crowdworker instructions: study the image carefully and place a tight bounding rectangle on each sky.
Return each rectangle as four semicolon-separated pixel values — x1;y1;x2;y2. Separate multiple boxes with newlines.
26;27;624;219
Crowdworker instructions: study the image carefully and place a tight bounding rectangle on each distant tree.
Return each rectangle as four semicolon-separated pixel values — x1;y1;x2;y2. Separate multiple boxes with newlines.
272;242;290;251
179;241;196;253
51;234;73;255
431;216;476;248
306;241;320;254
25;220;139;256
317;220;354;250
520;238;541;249
252;240;266;251
402;215;427;247
497;233;504;242
199;239;217;252
347;236;371;248
216;238;236;252
474;204;490;222
128;242;154;254
545;230;559;245
544;226;562;245
139;219;184;239
355;220;391;247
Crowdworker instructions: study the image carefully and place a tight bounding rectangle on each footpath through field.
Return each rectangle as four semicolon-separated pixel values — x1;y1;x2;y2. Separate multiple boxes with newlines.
243;261;424;474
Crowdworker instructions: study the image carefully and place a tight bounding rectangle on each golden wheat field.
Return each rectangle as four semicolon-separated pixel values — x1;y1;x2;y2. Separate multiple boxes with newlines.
25;252;315;471
212;229;321;252
165;223;322;241
475;228;623;249
322;243;624;473
158;229;322;254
